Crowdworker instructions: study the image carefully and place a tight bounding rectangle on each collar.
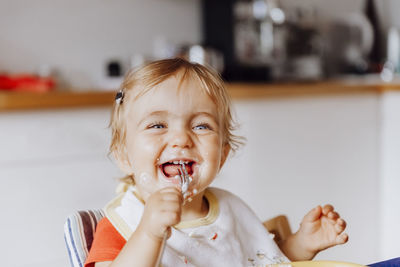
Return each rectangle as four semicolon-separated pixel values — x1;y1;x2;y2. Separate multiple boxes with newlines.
105;187;219;240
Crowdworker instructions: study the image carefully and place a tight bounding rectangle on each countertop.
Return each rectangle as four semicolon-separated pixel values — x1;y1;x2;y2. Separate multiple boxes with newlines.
1;81;399;111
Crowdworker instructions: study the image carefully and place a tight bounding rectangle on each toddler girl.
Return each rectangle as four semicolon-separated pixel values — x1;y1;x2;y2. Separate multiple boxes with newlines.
85;58;348;267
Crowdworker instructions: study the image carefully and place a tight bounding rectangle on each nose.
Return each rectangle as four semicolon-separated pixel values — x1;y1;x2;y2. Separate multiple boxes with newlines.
169;127;193;149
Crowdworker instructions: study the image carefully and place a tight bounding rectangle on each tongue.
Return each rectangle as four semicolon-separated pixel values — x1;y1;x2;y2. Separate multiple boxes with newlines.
163;163;192;177
163;164;180;177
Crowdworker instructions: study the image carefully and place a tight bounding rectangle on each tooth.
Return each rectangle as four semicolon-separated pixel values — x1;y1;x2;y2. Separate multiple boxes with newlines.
173;161;179;164
179;160;184;164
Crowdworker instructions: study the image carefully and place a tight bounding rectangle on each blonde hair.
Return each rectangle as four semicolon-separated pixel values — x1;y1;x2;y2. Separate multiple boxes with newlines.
109;58;244;183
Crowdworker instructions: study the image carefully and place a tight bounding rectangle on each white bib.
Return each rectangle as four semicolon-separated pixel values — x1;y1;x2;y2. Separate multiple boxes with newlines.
104;186;289;267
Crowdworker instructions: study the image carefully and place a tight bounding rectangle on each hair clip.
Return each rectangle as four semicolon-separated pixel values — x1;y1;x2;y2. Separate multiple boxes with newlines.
115;89;125;105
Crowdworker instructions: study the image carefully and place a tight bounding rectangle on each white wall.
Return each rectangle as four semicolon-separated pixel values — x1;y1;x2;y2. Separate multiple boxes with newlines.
379;91;400;260
0;91;388;266
215;92;380;265
0;109;122;267
0;0;201;88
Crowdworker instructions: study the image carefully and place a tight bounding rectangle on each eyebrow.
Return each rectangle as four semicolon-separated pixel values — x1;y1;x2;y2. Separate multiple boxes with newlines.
137;111;167;126
192;111;219;124
137;111;219;126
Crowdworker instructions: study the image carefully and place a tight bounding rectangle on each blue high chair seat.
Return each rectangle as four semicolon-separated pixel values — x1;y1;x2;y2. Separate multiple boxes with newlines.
64;210;105;267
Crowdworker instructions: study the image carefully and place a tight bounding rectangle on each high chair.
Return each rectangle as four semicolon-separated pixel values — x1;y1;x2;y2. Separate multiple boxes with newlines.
64;210;104;267
263;214;292;243
64;211;366;267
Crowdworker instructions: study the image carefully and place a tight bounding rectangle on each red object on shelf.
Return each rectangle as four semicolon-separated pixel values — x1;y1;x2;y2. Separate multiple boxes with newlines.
0;74;55;92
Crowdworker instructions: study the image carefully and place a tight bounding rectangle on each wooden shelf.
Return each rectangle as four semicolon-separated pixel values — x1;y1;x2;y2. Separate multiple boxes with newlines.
1;82;400;111
0;90;115;111
227;82;379;99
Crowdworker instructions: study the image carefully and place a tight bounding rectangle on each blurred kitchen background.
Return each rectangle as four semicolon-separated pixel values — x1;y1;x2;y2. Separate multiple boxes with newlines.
1;0;400;266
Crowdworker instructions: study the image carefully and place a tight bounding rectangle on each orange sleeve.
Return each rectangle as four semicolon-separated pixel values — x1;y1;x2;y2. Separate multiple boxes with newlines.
84;217;126;267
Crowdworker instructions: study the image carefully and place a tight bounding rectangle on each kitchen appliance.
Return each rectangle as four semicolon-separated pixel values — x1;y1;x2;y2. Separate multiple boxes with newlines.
322;13;374;76
202;0;285;81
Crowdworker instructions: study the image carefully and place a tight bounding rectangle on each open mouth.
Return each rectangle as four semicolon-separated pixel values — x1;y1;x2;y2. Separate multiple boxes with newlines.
160;160;195;178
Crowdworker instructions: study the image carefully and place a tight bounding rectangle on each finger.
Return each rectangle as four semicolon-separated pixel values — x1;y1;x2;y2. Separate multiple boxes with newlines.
328;211;340;220
322;204;334;215
159;186;181;194
322;216;337;226
160;187;183;198
160;201;182;213
162;191;183;202
303;205;322;222
335;232;349;244
335;219;347;233
334;222;345;234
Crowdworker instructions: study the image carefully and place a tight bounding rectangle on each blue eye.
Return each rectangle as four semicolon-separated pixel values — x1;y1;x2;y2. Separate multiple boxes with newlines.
194;124;211;130
148;123;166;129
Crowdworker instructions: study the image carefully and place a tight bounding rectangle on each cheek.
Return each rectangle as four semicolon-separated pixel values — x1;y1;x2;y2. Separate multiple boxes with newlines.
202;135;223;157
127;135;163;162
136;172;158;198
200;139;223;171
198;161;211;179
138;172;152;185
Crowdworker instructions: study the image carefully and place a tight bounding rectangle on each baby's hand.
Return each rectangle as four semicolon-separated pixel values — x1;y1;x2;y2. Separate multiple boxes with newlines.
297;204;348;255
137;186;183;241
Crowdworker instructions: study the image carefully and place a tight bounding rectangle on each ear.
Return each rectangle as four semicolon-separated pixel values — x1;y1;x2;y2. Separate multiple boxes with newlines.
113;150;134;175
219;143;231;169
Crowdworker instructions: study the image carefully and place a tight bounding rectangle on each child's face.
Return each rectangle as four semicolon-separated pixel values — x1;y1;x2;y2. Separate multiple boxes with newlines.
122;73;229;201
